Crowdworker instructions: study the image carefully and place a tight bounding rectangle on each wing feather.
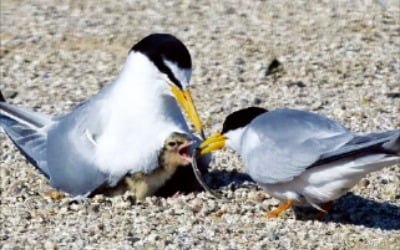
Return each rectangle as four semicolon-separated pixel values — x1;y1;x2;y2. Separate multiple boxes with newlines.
242;110;399;185
0;103;52;177
241;109;353;184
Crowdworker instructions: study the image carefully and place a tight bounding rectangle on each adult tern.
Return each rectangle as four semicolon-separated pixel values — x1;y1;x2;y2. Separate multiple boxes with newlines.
0;33;205;198
199;107;399;217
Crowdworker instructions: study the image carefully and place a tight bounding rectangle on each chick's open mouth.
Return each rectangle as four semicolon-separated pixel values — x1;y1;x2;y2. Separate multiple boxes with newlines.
178;141;194;162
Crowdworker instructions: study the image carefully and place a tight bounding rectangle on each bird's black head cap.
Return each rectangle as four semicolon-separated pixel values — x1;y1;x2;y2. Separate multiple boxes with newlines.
0;90;5;102
131;33;192;89
221;107;267;134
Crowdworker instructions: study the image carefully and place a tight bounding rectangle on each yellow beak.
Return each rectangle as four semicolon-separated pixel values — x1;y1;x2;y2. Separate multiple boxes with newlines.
199;132;227;155
170;84;204;138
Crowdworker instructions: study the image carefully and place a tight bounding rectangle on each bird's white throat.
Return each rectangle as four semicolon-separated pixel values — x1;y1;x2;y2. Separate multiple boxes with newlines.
225;127;246;152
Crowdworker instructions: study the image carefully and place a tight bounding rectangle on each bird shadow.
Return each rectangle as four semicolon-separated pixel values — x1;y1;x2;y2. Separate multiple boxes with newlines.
294;193;400;230
201;170;400;230
155;168;254;197
155;167;399;231
205;169;255;189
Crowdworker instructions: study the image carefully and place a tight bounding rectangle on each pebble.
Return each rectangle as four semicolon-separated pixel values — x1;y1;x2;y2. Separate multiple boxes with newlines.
1;0;399;249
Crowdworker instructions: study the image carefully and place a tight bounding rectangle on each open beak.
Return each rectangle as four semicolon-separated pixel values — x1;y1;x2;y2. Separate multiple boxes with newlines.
199;132;227;155
177;140;194;164
170;84;205;139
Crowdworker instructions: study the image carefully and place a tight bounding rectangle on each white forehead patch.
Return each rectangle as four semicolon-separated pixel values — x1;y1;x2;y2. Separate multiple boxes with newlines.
163;58;192;89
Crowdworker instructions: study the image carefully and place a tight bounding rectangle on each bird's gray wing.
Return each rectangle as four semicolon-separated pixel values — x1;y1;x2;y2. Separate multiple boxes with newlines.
0;93;108;194
1;89;130;196
0;100;54;177
46;98;110;196
242;109;354;184
311;130;400;167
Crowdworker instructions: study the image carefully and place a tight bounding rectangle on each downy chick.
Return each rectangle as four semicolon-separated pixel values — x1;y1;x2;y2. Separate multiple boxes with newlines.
100;132;194;199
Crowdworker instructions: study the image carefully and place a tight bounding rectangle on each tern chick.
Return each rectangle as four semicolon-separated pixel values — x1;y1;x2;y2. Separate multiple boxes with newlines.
99;132;193;199
200;107;400;218
126;132;193;199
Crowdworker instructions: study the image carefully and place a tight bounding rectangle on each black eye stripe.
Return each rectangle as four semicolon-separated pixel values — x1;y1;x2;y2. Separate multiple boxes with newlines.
131;33;191;90
156;59;183;89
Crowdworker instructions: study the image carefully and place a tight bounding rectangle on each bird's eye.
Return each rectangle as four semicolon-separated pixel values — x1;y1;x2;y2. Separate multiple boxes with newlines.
168;141;177;147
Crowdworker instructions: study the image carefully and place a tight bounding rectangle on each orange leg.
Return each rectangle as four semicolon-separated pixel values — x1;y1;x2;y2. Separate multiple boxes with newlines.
46;189;66;200
264;200;294;218
315;201;334;220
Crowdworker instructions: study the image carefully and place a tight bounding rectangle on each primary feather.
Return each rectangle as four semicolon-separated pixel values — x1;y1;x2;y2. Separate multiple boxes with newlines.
0;100;52;177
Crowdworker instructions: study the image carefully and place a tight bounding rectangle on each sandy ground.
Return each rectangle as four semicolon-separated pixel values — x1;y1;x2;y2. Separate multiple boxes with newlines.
1;0;399;249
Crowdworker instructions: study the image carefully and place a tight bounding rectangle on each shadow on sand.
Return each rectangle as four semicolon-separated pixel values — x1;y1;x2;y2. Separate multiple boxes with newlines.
294;193;400;231
205;169;400;231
